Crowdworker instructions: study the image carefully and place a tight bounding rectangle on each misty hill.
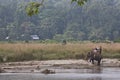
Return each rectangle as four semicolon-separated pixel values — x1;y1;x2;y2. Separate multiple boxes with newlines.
0;0;120;41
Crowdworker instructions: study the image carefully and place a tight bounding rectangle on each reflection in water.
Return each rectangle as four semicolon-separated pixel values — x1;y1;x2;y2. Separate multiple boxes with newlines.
86;77;102;80
91;66;102;73
88;67;102;80
0;67;120;80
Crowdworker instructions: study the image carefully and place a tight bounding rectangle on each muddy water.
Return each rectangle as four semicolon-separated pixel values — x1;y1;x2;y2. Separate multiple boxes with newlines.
0;67;120;80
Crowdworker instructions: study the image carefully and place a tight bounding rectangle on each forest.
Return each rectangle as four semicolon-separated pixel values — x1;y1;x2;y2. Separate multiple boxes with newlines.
0;0;120;42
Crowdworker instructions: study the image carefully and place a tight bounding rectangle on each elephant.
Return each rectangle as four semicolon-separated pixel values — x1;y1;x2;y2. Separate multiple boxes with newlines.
86;46;102;66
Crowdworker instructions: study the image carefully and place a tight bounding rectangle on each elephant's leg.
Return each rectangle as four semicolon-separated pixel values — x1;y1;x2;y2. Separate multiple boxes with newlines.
97;59;101;66
89;58;92;62
91;59;94;64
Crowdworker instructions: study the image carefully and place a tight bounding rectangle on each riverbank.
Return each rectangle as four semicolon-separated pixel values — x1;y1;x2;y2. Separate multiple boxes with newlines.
0;59;120;73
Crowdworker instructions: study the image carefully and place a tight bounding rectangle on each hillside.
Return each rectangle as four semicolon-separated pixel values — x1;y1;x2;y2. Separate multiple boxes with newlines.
0;0;119;41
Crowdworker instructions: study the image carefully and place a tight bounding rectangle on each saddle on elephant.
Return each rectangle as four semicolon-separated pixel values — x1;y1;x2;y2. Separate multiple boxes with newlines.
92;48;101;58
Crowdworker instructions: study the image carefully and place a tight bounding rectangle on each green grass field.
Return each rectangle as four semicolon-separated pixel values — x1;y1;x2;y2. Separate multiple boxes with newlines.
0;42;120;62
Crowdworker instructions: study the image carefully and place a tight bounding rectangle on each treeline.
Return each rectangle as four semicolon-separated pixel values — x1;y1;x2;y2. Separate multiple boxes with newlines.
0;0;120;41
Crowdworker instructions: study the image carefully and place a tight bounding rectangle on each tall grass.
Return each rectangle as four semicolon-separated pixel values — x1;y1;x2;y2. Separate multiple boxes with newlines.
0;42;119;62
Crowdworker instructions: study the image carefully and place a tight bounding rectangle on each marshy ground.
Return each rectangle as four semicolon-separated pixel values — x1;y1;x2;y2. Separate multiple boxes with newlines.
0;59;120;73
0;42;120;73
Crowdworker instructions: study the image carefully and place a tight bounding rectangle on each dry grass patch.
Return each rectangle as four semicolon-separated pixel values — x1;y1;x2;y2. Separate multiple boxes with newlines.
0;42;119;62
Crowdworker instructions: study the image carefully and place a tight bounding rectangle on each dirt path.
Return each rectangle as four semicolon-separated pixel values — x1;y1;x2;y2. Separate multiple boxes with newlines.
0;59;120;73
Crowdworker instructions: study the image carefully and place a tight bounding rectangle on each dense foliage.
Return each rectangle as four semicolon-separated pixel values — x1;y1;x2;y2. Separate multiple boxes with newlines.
25;0;87;16
0;0;120;41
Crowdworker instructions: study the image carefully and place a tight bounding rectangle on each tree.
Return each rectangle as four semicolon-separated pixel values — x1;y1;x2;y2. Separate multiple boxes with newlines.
0;0;120;41
26;0;87;16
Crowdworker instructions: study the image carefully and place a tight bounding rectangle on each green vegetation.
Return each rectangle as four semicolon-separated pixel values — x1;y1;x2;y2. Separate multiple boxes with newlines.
0;0;119;41
0;42;119;62
25;0;87;16
0;0;119;62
